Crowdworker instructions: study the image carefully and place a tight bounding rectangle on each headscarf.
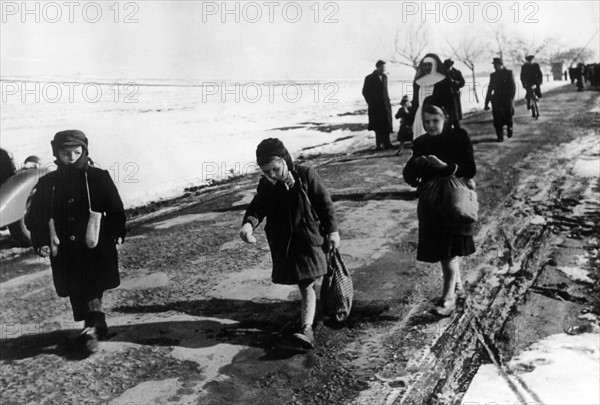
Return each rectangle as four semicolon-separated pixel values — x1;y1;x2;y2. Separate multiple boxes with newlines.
412;54;447;137
255;138;295;190
51;129;90;170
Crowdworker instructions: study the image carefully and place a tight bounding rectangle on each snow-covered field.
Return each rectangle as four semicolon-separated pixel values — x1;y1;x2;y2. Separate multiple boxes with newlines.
0;76;567;207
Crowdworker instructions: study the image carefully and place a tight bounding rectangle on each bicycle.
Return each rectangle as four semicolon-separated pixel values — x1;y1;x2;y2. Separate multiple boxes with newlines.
525;84;540;120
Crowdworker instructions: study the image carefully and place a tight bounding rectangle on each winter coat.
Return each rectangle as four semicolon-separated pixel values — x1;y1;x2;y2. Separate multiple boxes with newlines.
362;70;393;133
242;165;337;285
485;68;516;127
447;67;466;122
403;128;477;236
520;62;543;87
25;164;126;297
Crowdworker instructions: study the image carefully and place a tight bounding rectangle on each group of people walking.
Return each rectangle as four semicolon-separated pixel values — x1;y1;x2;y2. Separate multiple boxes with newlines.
22;52;567;355
364;53;548;145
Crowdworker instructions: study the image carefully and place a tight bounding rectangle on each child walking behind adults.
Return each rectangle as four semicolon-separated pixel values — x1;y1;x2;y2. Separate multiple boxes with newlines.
395;95;413;156
26;130;126;353
403;105;476;316
239;138;340;349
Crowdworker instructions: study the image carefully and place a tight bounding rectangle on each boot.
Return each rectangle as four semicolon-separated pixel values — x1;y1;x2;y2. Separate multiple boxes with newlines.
88;311;108;339
78;320;99;354
507;127;513;138
495;128;504;142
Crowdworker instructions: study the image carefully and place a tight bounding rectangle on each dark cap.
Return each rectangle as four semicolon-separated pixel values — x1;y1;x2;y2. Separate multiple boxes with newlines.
51;130;88;157
492;57;503;65
375;60;386;68
525;55;534;61
443;58;454;67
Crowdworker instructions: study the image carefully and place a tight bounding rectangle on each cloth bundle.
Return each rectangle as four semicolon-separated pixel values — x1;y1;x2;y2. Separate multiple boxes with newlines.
417;174;478;226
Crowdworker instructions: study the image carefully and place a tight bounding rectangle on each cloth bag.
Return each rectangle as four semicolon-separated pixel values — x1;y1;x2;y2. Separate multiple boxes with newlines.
320;249;353;322
84;172;102;249
418;175;478;225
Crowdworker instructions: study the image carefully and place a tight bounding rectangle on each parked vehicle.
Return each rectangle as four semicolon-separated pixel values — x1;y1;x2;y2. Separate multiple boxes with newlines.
0;154;54;245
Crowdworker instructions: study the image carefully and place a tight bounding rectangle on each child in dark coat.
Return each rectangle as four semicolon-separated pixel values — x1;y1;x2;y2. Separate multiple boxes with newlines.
26;130;126;352
395;95;413;155
239;138;340;349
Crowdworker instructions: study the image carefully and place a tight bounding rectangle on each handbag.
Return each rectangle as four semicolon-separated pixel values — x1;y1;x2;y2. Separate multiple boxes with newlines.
320;249;353;322
418;174;478;225
84;172;102;249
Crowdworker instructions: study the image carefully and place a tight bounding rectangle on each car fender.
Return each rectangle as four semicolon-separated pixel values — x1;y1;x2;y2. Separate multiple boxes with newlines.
0;167;54;227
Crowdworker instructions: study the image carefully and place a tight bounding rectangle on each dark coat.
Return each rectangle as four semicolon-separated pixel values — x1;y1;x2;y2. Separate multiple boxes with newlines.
403;128;477;236
447;67;466;122
243;165;337;285
25;164;126;297
362;70;393;133
520;62;543;87
485;68;516;128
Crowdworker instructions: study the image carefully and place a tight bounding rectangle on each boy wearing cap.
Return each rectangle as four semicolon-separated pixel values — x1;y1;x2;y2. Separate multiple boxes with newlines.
26;130;126;353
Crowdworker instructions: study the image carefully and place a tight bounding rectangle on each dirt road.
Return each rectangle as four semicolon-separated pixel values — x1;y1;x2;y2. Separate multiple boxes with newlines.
1;85;598;405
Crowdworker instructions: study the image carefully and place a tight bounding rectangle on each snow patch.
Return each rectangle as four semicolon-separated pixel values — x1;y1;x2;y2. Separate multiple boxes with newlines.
463;333;600;404
108;378;180;405
171;343;245;385
152;212;222;229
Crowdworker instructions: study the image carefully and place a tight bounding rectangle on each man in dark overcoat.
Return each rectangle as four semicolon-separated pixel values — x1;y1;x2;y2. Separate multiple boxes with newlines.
443;59;466;129
362;60;393;150
520;54;543;115
485;58;516;142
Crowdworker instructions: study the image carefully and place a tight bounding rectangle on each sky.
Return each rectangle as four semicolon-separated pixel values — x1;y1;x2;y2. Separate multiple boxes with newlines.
1;0;599;81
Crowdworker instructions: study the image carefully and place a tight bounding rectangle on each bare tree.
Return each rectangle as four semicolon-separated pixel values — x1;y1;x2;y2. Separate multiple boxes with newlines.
491;24;511;62
391;23;428;71
507;36;552;66
446;36;487;103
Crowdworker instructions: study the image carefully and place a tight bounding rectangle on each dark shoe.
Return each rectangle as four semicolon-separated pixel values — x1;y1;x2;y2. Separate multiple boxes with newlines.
496;136;504;143
507;128;513;138
292;325;314;350
79;327;99;353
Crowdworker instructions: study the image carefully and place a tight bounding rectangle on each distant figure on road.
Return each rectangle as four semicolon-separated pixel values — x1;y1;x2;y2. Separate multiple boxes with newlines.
443;58;466;129
521;55;543;116
564;70;568;81
394;95;413;156
403;104;477;317
362;60;393;150
574;63;586;91
485;58;516;142
240;138;340;350
26;130;126;354
408;53;457;138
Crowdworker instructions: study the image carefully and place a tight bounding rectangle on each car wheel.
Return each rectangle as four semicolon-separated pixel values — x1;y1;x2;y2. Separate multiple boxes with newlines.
8;216;31;246
7;188;34;246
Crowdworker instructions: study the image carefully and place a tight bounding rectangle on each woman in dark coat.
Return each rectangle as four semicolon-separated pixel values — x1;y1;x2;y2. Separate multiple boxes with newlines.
407;53;457;138
403;105;476;316
26;130;126;351
240;138;339;349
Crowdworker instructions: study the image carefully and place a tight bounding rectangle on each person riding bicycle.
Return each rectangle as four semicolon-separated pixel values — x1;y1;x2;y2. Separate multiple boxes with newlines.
521;55;543;116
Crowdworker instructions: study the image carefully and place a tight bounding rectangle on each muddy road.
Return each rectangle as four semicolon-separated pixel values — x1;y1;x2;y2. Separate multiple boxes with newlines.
1;85;599;405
